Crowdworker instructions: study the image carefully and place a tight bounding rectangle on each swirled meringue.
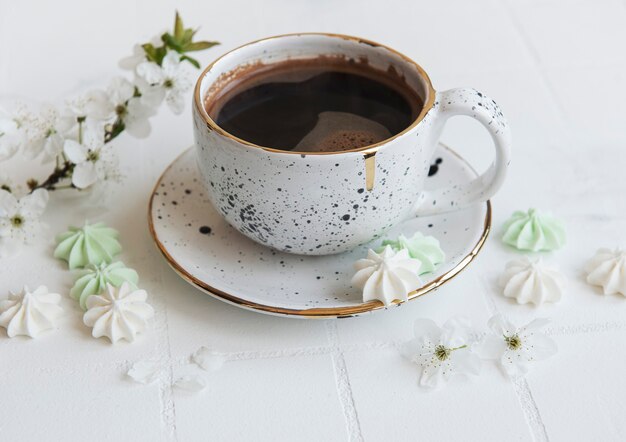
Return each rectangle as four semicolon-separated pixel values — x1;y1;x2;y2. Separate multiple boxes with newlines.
502;208;565;252
585;248;626;296
54;222;122;269
71;261;139;310
83;282;154;343
352;246;422;306
379;232;445;274
0;285;63;338
499;257;565;305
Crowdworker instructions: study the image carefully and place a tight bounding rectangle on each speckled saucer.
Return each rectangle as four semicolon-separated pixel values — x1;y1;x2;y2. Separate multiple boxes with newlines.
149;144;490;318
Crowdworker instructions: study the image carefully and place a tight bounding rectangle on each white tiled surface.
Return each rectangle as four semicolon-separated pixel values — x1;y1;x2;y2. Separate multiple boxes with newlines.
1;0;626;441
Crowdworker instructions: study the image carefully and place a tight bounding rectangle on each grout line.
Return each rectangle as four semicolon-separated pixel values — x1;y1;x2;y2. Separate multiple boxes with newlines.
219;341;400;363
152;281;178;442
545;320;626;336
477;275;550;442
512;378;549;442
326;321;364;442
224;345;335;361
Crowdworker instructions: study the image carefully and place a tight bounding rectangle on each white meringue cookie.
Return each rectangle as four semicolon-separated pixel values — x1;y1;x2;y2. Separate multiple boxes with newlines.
585;248;626;296
499;257;565;305
83;282;154;343
352;246;422;306
0;285;63;338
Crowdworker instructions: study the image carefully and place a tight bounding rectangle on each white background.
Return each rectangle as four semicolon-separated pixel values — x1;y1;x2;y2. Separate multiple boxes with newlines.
1;0;626;441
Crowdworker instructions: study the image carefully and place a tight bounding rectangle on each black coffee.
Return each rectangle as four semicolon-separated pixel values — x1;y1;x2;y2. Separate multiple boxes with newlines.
206;58;422;151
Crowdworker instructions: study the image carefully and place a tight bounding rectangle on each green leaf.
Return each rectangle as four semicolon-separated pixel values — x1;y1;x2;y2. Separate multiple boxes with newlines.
180;55;200;69
174;11;184;40
182;41;220;52
141;12;218;68
181;28;197;45
142;43;167;65
142;43;156;60
162;33;183;52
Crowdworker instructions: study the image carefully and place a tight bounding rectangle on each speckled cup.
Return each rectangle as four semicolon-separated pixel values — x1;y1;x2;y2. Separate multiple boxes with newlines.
193;33;511;255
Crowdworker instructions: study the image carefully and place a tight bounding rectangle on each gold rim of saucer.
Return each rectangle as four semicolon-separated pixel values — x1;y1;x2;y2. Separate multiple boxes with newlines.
193;32;437;156
147;144;492;318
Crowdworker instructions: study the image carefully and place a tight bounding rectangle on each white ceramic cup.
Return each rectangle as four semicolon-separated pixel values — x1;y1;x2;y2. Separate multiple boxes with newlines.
193;33;511;255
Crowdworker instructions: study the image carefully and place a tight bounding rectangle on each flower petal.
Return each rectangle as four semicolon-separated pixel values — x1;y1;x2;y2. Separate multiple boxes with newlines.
413;319;442;342
0;189;18;217
124;117;151;138
192;346;227;372
488;314;517;336
419;362;446;389
63;139;88;163
166;90;185;115
136;61;165;85
108;77;136;104
500;351;530;377
161;51;181;74
526;334;558;360
19;189;48;218
127;360;160;384
452;350;482;376
72;162;98;189
522;318;551;332
174;375;206;392
441;317;473;348
140;86;165;109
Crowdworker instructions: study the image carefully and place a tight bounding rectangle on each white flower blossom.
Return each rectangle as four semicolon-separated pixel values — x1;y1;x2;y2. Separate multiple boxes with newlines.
60;92;114;142
0;106;28;161
107;77;157;138
402;318;481;389
0;188;48;256
22;105;71;163
66;91;115;122
480;314;557;378
136;52;191;114
63;128;117;190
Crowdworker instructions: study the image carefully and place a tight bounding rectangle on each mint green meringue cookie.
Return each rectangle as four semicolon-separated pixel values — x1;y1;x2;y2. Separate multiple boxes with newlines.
54;222;122;269
502;208;566;252
379;232;445;274
71;261;139;310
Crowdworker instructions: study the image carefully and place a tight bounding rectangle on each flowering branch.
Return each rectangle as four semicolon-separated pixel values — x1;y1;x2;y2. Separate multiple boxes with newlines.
0;11;218;256
0;11;218;194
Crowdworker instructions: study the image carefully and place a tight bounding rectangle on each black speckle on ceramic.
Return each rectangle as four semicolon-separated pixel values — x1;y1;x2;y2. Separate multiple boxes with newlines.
428;157;443;177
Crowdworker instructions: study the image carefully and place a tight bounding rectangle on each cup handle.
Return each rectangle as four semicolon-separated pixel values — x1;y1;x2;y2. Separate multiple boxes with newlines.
413;88;511;216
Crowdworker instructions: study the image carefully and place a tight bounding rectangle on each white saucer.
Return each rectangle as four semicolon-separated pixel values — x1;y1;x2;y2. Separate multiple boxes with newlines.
148;144;490;318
